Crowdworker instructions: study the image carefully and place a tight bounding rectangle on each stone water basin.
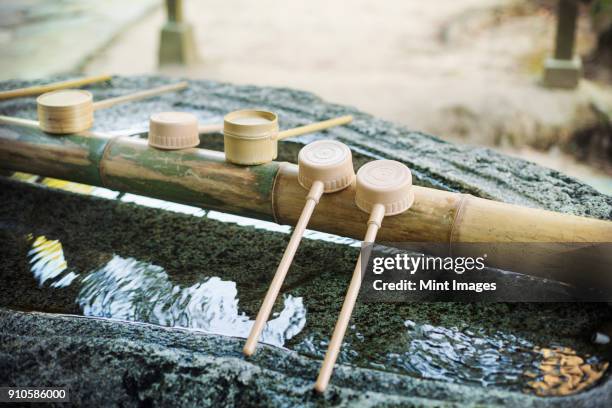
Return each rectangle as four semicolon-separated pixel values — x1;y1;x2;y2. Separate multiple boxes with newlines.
0;76;611;406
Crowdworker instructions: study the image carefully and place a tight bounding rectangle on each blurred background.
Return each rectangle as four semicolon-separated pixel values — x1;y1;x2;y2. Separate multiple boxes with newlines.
1;0;611;193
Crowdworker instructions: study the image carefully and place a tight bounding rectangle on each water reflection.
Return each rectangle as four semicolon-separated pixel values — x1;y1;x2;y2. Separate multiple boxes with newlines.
381;320;608;395
296;320;608;395
76;255;306;347
28;235;79;288
383;321;538;387
23;234;610;395
25;234;307;348
294;329;361;365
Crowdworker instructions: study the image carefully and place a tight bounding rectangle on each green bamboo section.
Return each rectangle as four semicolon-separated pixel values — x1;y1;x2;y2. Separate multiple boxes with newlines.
1;122;612;287
102;136;279;220
0;120;280;221
0;121;611;247
0;120;110;186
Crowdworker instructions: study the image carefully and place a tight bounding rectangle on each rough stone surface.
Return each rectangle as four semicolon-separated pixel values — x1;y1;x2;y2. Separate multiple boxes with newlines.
1;309;611;408
0;76;611;407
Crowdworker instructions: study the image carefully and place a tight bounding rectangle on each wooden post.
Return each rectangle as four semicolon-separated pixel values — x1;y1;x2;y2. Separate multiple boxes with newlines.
543;0;582;89
554;0;578;60
166;0;183;23
159;0;197;66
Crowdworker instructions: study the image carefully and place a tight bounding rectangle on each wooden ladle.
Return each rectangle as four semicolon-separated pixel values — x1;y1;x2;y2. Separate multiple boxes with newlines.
243;140;356;356
36;81;188;134
314;159;415;392
223;109;353;165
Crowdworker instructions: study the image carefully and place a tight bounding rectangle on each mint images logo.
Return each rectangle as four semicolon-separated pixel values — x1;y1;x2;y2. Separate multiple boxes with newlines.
360;242;612;302
372;253;487;275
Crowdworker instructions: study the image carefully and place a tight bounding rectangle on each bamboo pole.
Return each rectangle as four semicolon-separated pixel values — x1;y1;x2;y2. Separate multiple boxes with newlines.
274;164;612;243
101;135;279;220
0;116;110;185
0;124;610;286
0;75;112;100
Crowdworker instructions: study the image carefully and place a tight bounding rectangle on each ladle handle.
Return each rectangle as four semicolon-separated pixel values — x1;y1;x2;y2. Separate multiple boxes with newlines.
0;113;220;137
198;123;223;134
0;115;40;129
314;203;386;393
0;74;112;100
243;181;325;356
276;115;353;141
92;81;188;111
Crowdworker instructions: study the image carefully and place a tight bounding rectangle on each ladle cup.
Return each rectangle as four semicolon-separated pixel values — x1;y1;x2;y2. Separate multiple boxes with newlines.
243;140;355;356
223;109;353;165
147;111;227;150
314;159;415;392
36;81;188;134
148;111;201;150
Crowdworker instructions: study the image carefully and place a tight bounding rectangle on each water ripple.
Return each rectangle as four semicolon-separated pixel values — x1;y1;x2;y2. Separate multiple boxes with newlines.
76;254;306;347
28;235;78;288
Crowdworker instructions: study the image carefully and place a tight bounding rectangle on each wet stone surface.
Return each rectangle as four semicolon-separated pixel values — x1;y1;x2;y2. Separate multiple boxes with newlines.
0;76;611;406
